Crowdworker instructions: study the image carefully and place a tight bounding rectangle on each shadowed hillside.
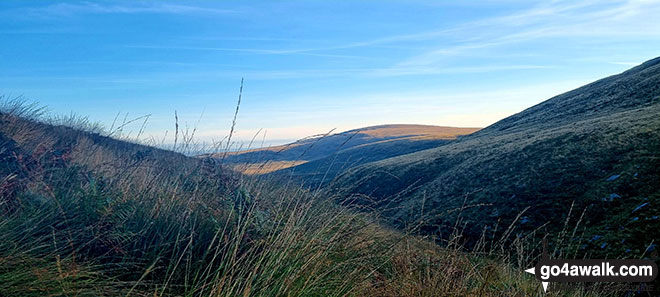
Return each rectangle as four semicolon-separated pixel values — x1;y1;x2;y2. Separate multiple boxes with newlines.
208;125;479;186
332;57;660;257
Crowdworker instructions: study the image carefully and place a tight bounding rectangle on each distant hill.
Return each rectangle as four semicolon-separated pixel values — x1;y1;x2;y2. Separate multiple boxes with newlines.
206;125;479;186
332;57;660;256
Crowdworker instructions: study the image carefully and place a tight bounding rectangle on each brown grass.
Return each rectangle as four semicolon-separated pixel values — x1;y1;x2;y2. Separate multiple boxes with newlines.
236;160;308;175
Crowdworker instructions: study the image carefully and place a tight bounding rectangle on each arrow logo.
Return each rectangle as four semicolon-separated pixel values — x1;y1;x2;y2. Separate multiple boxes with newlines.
525;267;549;293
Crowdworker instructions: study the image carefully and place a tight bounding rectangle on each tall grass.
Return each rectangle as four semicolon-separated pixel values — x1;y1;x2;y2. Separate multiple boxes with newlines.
0;97;618;296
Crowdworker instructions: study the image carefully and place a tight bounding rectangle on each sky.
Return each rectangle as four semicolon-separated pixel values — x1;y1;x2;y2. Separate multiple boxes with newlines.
1;0;660;148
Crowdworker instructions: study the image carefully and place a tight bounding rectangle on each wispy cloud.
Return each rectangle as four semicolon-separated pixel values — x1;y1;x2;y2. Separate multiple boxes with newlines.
103;0;660;78
16;2;237;18
115;0;658;77
4;63;560;83
124;45;370;60
367;64;558;77
368;0;660;75
607;61;640;66
377;0;659;47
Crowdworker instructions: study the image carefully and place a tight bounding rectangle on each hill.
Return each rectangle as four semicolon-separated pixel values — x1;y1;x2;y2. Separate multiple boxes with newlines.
332;57;660;257
1;100;602;296
209;125;479;186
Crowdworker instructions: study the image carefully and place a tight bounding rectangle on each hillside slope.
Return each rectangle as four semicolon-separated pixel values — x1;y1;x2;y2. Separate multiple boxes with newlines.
333;57;660;256
2;102;587;296
210;125;479;185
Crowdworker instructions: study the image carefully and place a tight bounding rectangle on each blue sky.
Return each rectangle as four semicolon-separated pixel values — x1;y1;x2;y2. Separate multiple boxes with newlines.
2;0;660;147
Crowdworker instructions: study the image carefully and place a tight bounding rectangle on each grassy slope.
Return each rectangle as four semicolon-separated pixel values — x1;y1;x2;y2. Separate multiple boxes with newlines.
1;101;612;296
333;57;660;257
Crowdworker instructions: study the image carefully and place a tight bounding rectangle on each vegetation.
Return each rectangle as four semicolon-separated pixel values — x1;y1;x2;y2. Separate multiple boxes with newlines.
331;57;660;259
0;98;614;296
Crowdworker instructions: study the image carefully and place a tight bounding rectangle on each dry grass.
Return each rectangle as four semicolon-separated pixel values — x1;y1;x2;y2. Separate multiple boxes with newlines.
236;160;308;175
0;98;616;296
